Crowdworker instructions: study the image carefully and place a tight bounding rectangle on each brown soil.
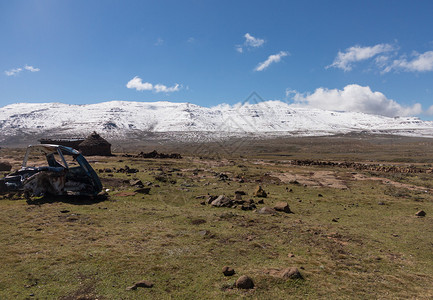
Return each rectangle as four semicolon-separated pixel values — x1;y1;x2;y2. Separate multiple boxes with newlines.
352;173;433;192
271;170;348;189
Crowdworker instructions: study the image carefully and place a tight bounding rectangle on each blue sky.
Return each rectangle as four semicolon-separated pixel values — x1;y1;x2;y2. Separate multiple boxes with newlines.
1;0;433;118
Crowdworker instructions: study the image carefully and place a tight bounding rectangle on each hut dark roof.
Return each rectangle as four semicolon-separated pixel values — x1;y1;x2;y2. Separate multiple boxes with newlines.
79;132;111;147
78;132;112;156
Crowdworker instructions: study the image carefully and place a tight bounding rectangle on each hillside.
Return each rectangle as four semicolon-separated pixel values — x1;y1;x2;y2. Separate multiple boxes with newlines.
1;101;432;143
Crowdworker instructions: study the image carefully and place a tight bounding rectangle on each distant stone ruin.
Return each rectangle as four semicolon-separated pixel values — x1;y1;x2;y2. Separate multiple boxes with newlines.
39;138;84;149
39;132;112;156
77;132;112;156
122;150;182;159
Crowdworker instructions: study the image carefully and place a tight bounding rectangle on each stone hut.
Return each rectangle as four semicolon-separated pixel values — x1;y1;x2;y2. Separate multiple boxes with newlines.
39;138;84;149
78;132;112;156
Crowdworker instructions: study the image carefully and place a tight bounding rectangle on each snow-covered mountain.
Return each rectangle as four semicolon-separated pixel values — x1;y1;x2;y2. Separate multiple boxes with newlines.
1;100;433;142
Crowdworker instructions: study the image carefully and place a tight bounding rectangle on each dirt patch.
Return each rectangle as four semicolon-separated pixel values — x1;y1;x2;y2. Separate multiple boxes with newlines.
352;173;432;192
114;191;136;197
272;170;348;189
60;283;97;300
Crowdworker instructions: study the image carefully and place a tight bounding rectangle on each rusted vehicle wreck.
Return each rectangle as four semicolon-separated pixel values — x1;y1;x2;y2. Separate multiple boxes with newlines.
0;144;102;198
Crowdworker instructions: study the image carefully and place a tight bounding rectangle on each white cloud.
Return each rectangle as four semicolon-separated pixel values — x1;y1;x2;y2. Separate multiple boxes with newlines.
244;33;264;48
24;65;40;72
126;77;153;91
426;105;433;116
384;51;433;73
5;68;22;76
126;76;180;93
5;65;40;76
236;33;265;53
327;44;395;71
154;83;180;93
255;51;289;71
289;84;422;117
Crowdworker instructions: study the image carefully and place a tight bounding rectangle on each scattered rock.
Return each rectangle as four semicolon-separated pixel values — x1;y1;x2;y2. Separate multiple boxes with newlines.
0;162;12;172
241;203;256;211
254;185;267;198
206;195;218;204
211;195;233;207
98;190;108;197
222;266;235;276
234;193;243;200
117;165;139;174
218;173;229;181
288;253;295;258
265;267;303;280
257;199;264;204
235;275;254;289
135;187;151;194
318;193;323;197
378;201;385;205
415;210;426;217
134;150;182;159
274;202;292;213
235;190;246;195
154;175;167;182
126;280;154;290
279;267;303;280
257;207;277;215
130;179;143;187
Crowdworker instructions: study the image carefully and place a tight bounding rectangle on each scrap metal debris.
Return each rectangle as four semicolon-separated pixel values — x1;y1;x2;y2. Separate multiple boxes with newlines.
0;144;102;198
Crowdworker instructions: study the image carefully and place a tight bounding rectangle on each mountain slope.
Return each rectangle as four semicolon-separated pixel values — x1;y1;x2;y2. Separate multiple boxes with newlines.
1;100;432;141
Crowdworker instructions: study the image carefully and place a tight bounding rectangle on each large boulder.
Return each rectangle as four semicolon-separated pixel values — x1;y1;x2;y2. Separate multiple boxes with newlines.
0;162;12;172
236;275;254;289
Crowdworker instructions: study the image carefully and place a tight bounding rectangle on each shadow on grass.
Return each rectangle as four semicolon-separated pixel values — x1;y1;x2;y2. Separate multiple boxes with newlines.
26;194;108;206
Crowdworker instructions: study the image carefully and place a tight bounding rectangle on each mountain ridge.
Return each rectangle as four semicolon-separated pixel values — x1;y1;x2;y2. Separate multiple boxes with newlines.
1;100;433;142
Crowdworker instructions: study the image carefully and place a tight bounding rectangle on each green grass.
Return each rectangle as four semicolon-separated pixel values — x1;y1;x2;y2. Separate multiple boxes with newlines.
1;147;433;299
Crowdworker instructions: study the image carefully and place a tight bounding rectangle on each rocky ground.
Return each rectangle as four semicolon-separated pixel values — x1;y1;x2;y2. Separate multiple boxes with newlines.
0;137;432;299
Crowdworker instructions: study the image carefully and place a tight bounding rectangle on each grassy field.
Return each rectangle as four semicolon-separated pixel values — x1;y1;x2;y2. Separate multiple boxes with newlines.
0;135;433;299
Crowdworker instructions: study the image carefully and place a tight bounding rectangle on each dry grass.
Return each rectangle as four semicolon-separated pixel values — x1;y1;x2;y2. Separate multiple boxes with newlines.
1;136;433;299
